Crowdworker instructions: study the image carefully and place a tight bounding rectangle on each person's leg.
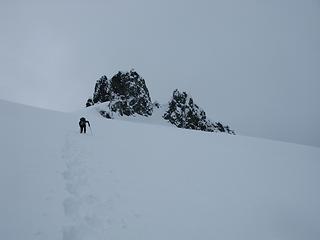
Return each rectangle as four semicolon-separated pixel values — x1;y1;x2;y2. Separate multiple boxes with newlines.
80;126;84;133
84;126;86;133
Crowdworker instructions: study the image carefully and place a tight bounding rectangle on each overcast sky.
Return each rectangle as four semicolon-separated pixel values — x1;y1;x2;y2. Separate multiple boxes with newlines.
0;0;319;147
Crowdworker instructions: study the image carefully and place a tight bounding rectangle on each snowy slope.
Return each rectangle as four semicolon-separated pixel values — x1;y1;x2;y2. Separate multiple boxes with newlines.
80;101;172;127
1;99;320;240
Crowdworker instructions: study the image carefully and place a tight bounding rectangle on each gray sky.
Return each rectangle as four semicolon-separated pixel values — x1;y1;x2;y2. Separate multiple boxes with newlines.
0;0;320;147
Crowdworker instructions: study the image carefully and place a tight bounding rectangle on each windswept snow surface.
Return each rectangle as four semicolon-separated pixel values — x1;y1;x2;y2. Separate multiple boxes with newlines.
1;99;320;240
83;101;172;127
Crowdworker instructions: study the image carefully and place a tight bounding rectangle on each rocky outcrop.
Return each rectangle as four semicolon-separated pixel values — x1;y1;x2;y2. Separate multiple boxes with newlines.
163;89;235;134
87;69;153;116
86;70;235;134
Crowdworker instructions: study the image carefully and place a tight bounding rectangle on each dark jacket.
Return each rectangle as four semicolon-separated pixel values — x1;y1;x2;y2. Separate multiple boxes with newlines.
79;118;90;127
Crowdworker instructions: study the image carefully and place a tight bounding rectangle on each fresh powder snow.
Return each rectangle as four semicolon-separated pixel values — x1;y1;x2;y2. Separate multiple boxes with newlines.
0;99;320;240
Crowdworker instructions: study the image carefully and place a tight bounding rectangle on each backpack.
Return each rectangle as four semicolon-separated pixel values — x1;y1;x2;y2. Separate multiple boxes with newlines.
79;117;86;127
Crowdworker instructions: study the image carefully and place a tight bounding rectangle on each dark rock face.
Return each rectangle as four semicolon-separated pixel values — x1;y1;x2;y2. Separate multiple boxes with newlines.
86;70;234;134
86;98;94;107
164;89;235;134
109;70;153;116
163;90;207;130
87;70;153;117
93;75;111;104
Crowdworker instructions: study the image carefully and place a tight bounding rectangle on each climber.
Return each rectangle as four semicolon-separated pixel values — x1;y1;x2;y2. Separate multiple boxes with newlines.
79;117;90;134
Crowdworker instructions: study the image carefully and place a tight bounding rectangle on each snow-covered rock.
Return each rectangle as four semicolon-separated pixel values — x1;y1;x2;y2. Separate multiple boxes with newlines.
164;89;235;134
87;69;153;117
86;71;234;134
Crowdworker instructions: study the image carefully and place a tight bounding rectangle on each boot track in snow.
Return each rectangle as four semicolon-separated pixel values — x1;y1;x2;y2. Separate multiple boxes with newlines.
61;133;118;240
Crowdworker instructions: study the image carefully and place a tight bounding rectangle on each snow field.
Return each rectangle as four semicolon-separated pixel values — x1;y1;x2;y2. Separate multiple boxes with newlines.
0;99;320;240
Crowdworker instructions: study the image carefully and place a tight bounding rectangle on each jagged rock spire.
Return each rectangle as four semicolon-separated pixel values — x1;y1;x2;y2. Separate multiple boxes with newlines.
88;70;153;116
86;71;234;134
164;89;235;134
